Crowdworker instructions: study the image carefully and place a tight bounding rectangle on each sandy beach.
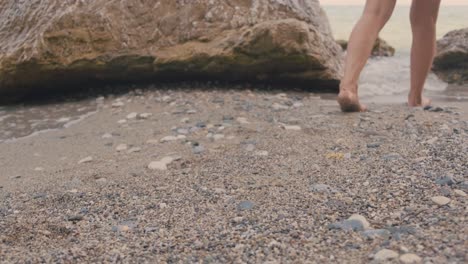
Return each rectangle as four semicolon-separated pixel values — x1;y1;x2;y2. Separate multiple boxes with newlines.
0;86;466;263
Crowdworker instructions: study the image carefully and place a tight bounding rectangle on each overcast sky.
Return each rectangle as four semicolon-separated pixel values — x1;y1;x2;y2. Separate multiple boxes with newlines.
320;0;468;5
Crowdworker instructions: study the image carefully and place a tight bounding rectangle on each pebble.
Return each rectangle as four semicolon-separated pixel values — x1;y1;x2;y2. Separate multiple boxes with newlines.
193;145;205;154
34;167;44;171
454;190;466;197
127;147;141;153
213;134;224;141
116;144;128;152
367;142;381;148
431;196;451;206
348;214;371;230
435;176;455;186
160;135;186;143
382;153;401;161
67;215;84;222
102;133;113;139
237;201;255;211
180;117;190;123
117;119;127;124
126;112;138;119
328;219;365;232
272;103;289;111
374;249;399;261
236;117;249;124
399;253;422;264
361;229;391;239
112;101;124;108
78;156;93;164
138;113;152;119
95;178;107;184
282;125;301;131
255;150;269;156
148;156;179;171
148;161;167;171
309;184;337;194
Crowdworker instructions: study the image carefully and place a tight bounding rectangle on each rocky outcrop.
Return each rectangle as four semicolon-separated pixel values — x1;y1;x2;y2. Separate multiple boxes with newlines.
0;0;343;100
336;37;395;57
433;28;468;84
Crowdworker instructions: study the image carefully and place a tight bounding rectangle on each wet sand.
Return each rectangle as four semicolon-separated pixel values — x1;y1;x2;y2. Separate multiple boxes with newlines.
0;85;467;263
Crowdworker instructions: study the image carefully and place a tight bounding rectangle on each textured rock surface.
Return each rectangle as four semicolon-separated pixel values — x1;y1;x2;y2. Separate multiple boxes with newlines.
336;37;395;57
0;0;343;100
433;28;468;84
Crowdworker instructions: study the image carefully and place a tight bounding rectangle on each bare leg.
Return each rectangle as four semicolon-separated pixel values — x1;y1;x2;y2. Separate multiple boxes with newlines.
338;0;396;112
408;0;441;107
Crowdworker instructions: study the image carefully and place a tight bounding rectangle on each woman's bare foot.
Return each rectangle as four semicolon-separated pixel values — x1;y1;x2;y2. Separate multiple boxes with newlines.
337;90;367;112
408;95;432;107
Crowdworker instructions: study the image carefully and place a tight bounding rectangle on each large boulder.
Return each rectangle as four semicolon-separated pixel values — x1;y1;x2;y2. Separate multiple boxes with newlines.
0;0;343;100
336;37;395;57
433;28;468;84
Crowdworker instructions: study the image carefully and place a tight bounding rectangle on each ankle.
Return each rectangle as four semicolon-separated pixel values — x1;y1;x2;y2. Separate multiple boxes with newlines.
340;83;358;94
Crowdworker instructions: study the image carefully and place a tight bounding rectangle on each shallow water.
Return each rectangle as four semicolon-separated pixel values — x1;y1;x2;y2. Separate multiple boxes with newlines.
0;98;98;142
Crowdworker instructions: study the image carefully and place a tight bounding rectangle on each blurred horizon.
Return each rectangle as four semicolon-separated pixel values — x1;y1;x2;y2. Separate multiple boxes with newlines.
320;0;468;5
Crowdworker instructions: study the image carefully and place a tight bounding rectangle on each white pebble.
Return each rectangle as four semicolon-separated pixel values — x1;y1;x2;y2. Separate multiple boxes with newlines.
399;253;422;264
78;156;93;164
116;144;128;152
102;133;113;139
454;190;466;197
374;249;399;261
282;125;301;131
237;117;250;124
138;113;152;119
348;214;371;230
126;112;138;119
431;196;451;206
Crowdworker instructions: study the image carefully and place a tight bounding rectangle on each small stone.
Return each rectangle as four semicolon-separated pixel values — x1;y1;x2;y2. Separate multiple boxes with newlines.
328;219;364;232
399;253;422;264
180;117;190;123
435;176;455;186
95;178;107;184
160;135;186;143
309;184;337;194
214;188;226;194
374;249;399;261
126;112;138;119
272;103;289;111
213;134;225;141
102;133;113;139
361;229;391;239
112;101;124;108
148;161;167;171
367;142;381;148
382;153;401;161
138;113;152;119
232;217;244;223
34;167;44;171
117;119;127;124
193;145;205;154
282;125;301;131
186;109;197;114
159;203;168;209
237;201;255;211
348;214;371;230
67;215;84;222
425;137;438;144
255;150;269;156
454;190;466;197
236;117;250;124
127;147;141;153
177;128;189;135
116;144;128;152
431;196;451;206
78;156;93;164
